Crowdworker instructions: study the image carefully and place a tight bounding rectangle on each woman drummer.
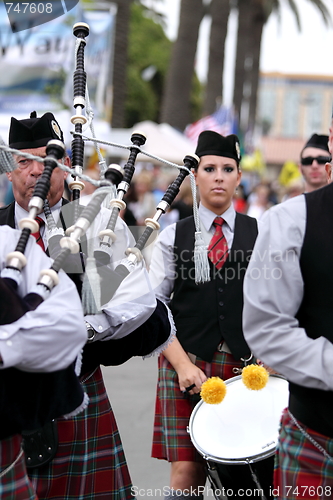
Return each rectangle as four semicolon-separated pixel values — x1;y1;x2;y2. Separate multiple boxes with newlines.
149;131;273;500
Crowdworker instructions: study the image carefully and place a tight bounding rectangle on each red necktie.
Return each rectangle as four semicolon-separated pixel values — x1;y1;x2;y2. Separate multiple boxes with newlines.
208;217;229;269
31;216;45;252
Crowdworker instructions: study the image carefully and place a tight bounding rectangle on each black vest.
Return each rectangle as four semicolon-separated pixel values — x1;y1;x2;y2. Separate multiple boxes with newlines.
290;184;333;437
0;364;84;440
171;213;258;362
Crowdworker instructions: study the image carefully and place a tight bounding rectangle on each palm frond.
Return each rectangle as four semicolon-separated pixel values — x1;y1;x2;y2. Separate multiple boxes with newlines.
304;0;332;27
285;0;302;30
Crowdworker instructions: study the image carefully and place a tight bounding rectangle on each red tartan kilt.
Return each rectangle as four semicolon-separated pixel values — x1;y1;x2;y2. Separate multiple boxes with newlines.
0;434;37;500
29;366;134;500
152;350;242;462
274;408;333;500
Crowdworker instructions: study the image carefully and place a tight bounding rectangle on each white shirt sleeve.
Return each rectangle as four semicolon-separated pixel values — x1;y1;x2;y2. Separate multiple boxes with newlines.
148;223;177;304
0;227;87;372
243;196;333;391
86;261;157;340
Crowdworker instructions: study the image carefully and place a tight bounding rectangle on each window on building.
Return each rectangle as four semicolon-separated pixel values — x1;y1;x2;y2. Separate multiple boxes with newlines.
283;91;300;137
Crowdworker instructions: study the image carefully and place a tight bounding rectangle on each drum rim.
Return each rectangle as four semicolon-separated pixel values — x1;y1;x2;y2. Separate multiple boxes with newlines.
200;448;275;465
188;374;288;464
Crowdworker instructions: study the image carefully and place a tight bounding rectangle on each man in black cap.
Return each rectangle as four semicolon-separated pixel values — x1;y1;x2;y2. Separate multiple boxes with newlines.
1;111;173;500
6;111;69;213
148;131;274;499
299;133;331;193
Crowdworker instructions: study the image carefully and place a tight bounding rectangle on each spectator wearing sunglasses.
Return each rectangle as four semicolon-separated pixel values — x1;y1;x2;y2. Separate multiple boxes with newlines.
299;133;331;192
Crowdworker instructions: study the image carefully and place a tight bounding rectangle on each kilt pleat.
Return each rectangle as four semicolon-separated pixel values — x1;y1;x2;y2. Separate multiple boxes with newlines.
29;367;134;500
0;434;37;500
274;408;333;499
152;351;242;462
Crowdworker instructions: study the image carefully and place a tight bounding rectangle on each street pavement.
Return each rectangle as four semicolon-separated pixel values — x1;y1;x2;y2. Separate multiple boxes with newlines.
103;356;171;500
103;356;214;500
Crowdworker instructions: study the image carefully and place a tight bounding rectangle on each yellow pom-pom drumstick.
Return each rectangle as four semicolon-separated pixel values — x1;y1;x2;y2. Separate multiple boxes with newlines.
242;364;269;390
200;377;227;404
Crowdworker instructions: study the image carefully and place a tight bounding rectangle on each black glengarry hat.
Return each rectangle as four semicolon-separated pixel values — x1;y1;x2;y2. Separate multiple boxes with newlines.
195;131;241;163
301;133;329;156
9;111;64;150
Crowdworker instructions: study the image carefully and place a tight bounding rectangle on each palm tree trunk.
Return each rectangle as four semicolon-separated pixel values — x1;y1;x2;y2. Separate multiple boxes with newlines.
203;0;230;116
160;0;204;130
111;0;132;128
247;2;265;132
234;0;330;138
233;0;252;128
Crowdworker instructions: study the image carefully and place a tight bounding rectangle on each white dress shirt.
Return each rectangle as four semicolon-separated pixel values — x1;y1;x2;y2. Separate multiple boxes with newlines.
149;203;237;303
243;194;333;391
0;225;87;372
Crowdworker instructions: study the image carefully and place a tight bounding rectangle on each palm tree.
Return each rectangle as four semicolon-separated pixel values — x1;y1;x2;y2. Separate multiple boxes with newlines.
233;0;331;137
159;0;204;130
109;0;133;128
233;0;254;127
203;0;230;116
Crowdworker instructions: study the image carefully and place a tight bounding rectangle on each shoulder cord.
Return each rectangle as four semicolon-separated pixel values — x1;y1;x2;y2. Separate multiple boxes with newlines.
0;447;24;478
288;409;333;462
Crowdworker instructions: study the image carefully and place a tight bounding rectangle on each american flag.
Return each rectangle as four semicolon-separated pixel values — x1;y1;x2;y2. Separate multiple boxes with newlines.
185;105;237;143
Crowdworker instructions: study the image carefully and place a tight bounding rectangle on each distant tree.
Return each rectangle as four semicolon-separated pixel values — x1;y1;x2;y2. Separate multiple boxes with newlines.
233;0;253;129
125;2;172;126
203;0;230;115
108;0;132;128
160;0;205;130
246;0;271;133
234;0;331;136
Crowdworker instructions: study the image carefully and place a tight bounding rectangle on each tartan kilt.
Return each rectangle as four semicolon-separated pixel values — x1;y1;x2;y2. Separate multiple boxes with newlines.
274;408;333;499
29;366;134;500
0;434;37;500
152;350;242;462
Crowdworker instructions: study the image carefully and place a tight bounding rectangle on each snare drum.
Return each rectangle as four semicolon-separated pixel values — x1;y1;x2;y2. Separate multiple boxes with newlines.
188;374;289;499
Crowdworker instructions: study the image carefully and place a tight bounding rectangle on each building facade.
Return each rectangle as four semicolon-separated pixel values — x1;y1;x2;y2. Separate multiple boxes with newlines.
258;72;333;139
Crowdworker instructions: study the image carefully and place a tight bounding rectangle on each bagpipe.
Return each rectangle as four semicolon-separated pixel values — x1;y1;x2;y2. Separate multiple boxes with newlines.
56;24;203;308
0;21;204;369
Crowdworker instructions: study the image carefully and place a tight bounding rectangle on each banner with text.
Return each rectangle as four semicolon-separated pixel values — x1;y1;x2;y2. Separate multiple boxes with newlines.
0;2;116;119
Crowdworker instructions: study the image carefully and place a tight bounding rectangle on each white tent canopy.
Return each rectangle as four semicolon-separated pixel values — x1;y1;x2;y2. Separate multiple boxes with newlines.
105;121;196;166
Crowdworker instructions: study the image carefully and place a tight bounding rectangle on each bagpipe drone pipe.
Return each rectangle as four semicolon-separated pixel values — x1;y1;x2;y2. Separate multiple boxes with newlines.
68;22;90;221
